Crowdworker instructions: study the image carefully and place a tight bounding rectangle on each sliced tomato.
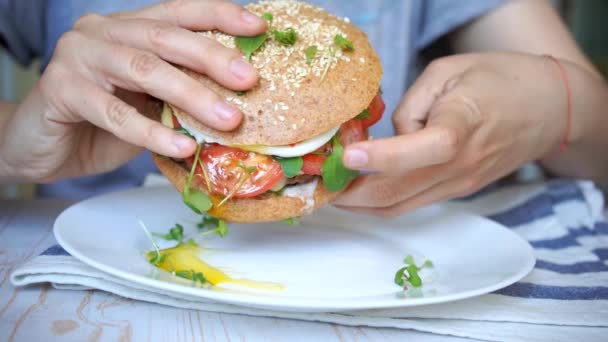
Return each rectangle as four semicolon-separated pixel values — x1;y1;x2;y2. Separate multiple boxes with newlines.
339;119;367;147
172;114;181;129
360;94;385;129
191;144;283;198
301;154;326;175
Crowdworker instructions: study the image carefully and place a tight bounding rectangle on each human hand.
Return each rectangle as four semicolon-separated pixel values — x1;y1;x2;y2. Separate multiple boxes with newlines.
0;0;266;183
334;53;573;217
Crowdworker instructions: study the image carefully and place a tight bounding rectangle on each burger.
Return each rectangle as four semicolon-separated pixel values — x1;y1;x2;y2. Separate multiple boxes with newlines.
153;0;384;223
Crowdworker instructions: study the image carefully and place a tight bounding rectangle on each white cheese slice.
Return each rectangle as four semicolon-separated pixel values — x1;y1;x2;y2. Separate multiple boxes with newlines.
176;116;338;158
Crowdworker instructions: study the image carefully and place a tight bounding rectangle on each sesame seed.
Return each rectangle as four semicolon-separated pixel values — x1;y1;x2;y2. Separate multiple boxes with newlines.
197;0;354;94
360;57;366;63
278;115;286;121
292;124;297;129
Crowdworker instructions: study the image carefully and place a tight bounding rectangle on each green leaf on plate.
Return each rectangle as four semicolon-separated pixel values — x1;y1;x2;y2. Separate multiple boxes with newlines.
153;223;184;241
403;255;415;266
281;217;300;226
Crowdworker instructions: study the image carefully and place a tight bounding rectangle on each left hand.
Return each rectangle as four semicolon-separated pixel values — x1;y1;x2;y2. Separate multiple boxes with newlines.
333;52;571;217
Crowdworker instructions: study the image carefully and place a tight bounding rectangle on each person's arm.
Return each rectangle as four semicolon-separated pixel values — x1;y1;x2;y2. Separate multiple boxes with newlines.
0;0;267;184
451;0;608;183
334;0;608;217
0;101;16;178
451;0;599;75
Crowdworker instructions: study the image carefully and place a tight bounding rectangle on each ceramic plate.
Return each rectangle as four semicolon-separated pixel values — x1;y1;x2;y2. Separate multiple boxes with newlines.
54;186;534;312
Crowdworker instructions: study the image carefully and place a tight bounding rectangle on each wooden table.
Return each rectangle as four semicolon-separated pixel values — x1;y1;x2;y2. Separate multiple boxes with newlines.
0;199;470;341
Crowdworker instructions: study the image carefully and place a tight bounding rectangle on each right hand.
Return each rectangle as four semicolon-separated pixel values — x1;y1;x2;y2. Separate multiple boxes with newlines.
0;0;266;183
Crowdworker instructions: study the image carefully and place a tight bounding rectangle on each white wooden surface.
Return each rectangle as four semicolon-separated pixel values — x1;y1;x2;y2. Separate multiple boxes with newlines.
0;199;472;342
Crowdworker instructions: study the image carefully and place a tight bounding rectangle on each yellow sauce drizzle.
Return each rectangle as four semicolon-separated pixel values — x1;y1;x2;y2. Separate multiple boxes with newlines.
148;243;283;291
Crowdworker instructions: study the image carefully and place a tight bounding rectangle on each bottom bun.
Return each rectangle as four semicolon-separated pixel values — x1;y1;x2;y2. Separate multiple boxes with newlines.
153;154;341;223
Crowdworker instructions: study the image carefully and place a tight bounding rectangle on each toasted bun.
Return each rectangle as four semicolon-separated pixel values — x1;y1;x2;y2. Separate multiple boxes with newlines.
171;0;382;145
153;154;340;222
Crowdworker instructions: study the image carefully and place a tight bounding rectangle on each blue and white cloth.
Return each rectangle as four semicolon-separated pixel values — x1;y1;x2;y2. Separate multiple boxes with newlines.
11;178;608;341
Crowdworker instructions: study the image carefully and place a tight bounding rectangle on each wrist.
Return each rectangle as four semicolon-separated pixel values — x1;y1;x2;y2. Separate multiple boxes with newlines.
0;104;17;183
539;56;576;159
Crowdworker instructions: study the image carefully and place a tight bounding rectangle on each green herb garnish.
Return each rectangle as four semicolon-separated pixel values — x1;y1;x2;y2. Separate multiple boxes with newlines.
356;109;370;120
304;45;318;65
153;223;184;242
148;252;166;267
235;33;269;61
175;270;207;284
321;136;359;192
394;255;433;288
197;213;219;230
174;128;194;139
403;255;415;266
199;218;229;238
272;28;298;46
281;217;300;226
275;157;303;178
262;12;273;25
237;161;257;174
183;144;213;214
334;34;354;51
235;90;247;96
139;220;165;266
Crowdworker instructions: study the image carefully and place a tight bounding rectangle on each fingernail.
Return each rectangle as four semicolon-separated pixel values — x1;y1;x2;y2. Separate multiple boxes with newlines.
230;58;255;80
344;148;369;168
173;134;193;152
241;11;261;24
214;102;240;121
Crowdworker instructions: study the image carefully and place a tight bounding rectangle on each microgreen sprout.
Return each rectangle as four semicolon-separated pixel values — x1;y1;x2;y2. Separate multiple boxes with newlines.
139;220;164;266
281;217;300;226
394;255;434;289
183;144;212;214
153;223;184;242
198;219;229;238
305;45;318;65
272;27;298;46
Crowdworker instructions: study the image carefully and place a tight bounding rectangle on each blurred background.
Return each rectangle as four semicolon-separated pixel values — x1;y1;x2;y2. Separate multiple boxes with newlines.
1;0;607;199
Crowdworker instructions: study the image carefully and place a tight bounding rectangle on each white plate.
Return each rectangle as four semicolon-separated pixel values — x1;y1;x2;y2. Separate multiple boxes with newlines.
54;186;535;312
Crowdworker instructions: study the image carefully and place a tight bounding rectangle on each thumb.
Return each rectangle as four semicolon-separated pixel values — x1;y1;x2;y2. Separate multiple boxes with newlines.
344;88;479;174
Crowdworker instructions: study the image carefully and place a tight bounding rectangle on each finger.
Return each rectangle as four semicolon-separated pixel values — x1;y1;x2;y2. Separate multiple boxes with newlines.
343;126;462;173
332;163;452;208
344;91;480;173
84;39;243;131
89;18;259;90
392;56;475;134
58;74;197;158
117;0;267;35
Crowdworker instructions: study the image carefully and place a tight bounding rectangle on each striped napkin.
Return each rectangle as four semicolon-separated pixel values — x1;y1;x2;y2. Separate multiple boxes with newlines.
11;178;608;341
